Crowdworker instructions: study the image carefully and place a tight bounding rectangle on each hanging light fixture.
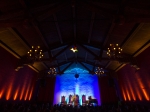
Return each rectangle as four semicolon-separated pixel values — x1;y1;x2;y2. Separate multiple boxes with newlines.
70;46;78;53
27;46;43;61
107;44;122;59
48;67;57;75
95;67;104;77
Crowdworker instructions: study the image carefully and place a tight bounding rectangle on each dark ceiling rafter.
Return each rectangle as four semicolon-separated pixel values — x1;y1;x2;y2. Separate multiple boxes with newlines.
40;57;107;71
41;62;49;69
103;0;130;69
0;28;40;72
46;61;72;70
53;14;63;44
61;62;74;73
88;12;95;43
56;60;61;73
17;0;52;69
37;2;69;21
78;44;100;60
79;1;114;17
42;41;106;55
115;40;150;72
49;41;73;51
100;0;128;65
85;10;96;73
77;41;107;51
120;23;144;48
79;60;105;69
105;23;144;69
99;17;116;60
78;62;92;73
92;61;97;73
72;0;77;42
8;28;30;50
35;56;117;63
85;52;87;62
19;0;49;48
0;40;21;59
64;53;68;62
53;44;72;58
1;0;149;74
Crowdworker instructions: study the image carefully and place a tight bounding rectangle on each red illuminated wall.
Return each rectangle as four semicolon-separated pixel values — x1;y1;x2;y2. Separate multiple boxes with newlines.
98;76;118;104
117;47;150;102
0;46;38;101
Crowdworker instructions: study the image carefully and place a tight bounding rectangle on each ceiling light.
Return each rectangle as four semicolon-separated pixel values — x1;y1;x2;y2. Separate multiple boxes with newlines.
107;44;122;59
27;46;44;61
70;46;78;53
95;67;104;77
48;67;57;75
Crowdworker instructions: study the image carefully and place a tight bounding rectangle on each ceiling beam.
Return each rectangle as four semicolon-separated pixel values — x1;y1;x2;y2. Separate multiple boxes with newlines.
61;62;74;73
19;0;53;59
28;65;39;73
19;0;48;48
78;62;92;73
56;60;61;73
41;62;49;69
32;23;50;49
133;40;150;57
35;57;116;62
121;23;144;48
64;53;68;61
92;61;97;73
88;12;95;43
19;0;54;64
79;1;114;17
53;14;63;44
85;52;87;62
37;2;69;21
98;17;116;61
53;44;72;58
72;0;76;41
78;44;99;60
0;40;40;73
105;23;144;69
49;41;103;52
0;40;21;59
7;28;30;50
79;60;106;69
47;61;72;69
105;61;112;68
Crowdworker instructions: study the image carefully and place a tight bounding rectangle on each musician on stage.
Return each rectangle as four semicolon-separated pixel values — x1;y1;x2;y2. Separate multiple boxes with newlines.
71;94;78;106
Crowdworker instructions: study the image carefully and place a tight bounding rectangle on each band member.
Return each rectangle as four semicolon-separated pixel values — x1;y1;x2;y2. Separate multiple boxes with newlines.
71;94;76;105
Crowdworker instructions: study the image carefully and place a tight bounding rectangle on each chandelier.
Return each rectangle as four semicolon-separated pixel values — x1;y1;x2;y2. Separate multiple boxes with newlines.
107;44;122;59
95;67;104;76
70;46;78;53
27;46;43;61
48;67;57;75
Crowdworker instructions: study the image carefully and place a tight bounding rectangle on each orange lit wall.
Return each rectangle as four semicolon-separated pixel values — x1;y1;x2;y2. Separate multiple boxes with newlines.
0;46;37;101
117;47;150;102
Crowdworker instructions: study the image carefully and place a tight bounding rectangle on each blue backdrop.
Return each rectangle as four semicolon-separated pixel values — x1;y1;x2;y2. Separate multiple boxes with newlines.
53;68;101;105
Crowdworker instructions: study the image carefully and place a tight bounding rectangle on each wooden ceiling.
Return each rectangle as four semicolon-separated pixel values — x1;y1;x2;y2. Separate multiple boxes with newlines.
0;0;150;76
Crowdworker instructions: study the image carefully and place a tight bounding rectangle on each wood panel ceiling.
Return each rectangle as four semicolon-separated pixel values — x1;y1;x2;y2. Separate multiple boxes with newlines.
0;0;150;76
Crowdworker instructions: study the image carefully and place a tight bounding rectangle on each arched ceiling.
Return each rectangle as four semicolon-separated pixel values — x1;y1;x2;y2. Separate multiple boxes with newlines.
0;0;150;75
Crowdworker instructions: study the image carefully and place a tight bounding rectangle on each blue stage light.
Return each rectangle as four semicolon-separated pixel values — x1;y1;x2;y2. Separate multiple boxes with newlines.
53;68;101;105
